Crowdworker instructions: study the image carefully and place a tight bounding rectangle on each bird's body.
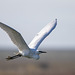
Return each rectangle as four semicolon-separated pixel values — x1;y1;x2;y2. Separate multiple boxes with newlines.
19;48;41;60
0;19;57;60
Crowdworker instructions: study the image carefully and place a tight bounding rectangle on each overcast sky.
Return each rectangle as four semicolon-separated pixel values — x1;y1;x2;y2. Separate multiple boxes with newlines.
0;0;75;49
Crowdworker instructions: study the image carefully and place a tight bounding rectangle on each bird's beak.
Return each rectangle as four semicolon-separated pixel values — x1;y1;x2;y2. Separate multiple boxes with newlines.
39;51;47;53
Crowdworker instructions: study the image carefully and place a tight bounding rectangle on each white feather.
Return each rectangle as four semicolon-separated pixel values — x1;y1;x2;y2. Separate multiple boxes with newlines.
0;22;30;51
29;19;57;50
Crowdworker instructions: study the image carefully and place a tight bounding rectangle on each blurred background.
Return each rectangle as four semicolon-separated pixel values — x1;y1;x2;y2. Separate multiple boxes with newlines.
0;0;75;75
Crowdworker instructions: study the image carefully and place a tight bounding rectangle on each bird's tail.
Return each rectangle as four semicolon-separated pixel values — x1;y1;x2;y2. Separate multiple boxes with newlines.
6;53;22;60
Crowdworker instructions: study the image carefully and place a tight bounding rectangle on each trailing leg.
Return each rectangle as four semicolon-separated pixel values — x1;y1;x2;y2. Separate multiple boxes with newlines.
6;53;22;60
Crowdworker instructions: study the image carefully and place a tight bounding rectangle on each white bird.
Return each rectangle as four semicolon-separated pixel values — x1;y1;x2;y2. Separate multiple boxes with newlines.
0;19;57;60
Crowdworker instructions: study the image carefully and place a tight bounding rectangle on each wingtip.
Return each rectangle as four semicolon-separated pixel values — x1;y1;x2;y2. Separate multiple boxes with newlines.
55;18;57;20
55;18;57;22
55;18;57;25
0;22;4;25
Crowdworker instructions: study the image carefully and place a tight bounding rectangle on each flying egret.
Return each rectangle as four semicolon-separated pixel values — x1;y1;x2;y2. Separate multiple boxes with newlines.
0;19;57;60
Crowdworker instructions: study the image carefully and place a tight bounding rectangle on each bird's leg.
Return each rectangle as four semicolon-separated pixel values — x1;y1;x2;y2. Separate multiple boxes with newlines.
6;53;22;60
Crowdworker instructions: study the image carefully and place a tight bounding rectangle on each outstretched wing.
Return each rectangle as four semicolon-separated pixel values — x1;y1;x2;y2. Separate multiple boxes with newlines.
0;22;30;51
29;19;57;50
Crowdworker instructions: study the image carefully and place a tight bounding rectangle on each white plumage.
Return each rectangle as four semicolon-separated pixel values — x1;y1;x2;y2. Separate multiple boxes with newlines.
0;19;57;60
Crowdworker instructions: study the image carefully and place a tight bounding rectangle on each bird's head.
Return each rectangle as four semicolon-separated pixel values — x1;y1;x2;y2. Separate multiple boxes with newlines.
36;51;47;55
39;51;47;54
